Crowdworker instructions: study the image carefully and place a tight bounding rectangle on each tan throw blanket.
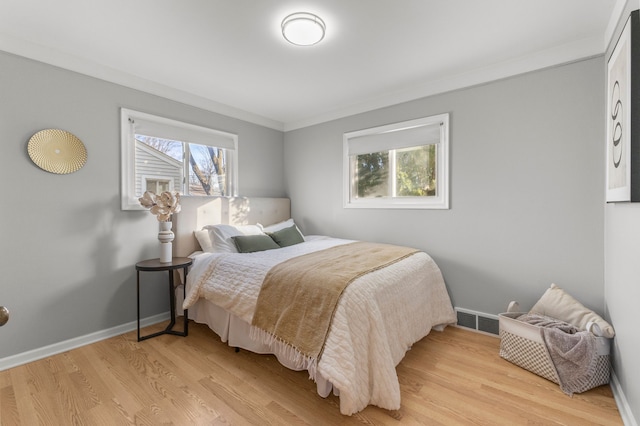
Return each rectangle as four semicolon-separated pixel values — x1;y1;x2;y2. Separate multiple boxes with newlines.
251;241;419;369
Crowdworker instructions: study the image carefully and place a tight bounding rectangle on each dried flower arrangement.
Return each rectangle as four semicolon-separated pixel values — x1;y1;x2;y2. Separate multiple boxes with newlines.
138;191;181;222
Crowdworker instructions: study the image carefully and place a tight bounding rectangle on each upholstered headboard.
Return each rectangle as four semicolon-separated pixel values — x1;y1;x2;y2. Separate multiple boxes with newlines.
173;196;291;257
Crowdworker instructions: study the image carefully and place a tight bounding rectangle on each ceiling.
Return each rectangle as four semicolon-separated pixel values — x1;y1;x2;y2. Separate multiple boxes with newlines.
0;1;623;131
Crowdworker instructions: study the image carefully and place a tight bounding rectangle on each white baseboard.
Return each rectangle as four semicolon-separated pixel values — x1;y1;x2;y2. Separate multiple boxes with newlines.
0;312;170;372
610;370;638;426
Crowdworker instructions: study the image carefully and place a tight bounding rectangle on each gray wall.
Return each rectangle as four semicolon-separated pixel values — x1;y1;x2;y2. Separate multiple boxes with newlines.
285;58;605;317
2;36;634;424
0;51;285;359
604;3;640;424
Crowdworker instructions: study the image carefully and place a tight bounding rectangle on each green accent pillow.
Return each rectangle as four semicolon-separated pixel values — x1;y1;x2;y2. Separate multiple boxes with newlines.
232;235;280;253
268;224;305;247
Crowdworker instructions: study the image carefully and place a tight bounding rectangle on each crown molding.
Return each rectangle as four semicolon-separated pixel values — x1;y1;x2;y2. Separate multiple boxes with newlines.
1;30;606;133
284;35;604;131
605;0;638;51
0;32;284;132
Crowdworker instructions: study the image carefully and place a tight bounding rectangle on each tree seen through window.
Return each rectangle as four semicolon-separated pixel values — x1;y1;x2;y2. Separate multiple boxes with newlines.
136;135;227;196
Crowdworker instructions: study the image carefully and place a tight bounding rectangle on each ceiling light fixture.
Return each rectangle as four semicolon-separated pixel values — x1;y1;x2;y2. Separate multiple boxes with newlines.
281;12;326;46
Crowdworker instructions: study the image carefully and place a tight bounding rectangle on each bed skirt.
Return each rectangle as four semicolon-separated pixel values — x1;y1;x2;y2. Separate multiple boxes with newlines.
175;285;335;398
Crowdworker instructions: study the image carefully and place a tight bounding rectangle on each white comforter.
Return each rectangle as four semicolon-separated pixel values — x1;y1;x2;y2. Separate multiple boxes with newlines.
183;237;456;415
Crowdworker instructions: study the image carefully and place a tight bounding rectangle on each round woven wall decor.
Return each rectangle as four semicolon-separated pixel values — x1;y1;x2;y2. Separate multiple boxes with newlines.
27;129;87;174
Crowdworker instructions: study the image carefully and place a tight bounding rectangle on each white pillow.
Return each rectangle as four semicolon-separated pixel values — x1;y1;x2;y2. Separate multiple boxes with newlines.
194;230;213;253
204;224;265;253
529;283;615;338
258;218;304;237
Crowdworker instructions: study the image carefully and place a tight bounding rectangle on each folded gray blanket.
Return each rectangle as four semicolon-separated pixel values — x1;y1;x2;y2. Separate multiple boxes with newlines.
517;314;598;395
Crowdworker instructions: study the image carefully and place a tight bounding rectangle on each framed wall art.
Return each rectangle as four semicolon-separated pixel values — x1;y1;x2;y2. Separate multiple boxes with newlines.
606;10;640;202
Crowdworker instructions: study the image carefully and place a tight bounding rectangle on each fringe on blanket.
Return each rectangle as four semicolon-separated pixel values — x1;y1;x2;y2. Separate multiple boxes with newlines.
542;328;599;396
249;325;318;381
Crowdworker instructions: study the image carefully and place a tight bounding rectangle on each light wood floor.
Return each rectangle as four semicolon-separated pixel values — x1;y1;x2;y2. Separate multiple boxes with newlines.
0;320;622;425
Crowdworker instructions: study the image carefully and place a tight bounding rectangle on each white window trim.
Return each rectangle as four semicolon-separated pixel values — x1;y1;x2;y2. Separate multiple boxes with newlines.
141;175;175;193
121;108;239;210
343;113;450;209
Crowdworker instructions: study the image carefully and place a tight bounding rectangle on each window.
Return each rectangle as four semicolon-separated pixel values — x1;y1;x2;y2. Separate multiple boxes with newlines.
343;113;449;209
144;177;172;194
121;108;238;210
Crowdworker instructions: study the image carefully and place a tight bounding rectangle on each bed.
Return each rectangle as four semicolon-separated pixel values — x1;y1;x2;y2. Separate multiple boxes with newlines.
173;196;456;415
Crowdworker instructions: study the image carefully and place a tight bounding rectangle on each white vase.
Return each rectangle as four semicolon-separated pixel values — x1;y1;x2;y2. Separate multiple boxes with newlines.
158;221;174;263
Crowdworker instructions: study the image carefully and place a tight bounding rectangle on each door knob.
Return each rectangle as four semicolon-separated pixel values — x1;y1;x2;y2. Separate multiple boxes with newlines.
0;306;9;326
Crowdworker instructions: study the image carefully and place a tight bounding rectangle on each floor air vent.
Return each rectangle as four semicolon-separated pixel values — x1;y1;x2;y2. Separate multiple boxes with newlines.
456;310;476;329
455;308;499;336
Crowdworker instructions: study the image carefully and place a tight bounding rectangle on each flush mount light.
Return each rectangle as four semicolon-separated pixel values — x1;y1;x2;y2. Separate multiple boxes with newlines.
281;12;326;46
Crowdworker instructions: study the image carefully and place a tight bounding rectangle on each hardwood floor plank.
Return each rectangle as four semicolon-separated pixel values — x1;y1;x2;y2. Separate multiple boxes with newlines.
0;321;623;425
83;342;146;419
0;384;19;426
